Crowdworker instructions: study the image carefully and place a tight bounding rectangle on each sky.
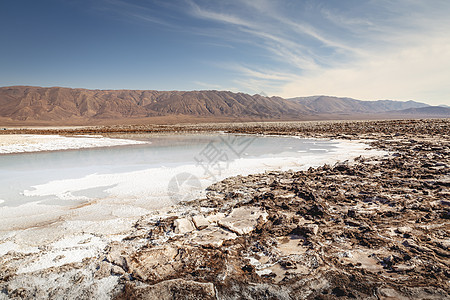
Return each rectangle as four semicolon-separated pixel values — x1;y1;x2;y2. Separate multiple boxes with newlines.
1;0;449;105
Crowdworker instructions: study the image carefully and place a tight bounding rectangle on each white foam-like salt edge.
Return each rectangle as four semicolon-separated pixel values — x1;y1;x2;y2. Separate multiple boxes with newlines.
0;134;147;154
75;134;105;138
17;234;109;274
0;138;386;274
2;139;383;233
0;241;40;256
20;140;380;203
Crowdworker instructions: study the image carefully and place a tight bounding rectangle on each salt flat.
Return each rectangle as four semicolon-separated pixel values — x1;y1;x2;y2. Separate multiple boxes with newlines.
0;134;383;262
1;120;447;299
0;134;147;154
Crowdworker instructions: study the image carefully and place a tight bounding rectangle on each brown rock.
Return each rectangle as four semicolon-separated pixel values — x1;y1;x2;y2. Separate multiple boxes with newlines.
116;279;216;300
192;215;209;230
218;207;268;235
174;218;195;234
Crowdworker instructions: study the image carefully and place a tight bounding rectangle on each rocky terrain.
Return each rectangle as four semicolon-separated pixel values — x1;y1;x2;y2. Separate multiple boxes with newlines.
1;86;448;125
0;119;449;299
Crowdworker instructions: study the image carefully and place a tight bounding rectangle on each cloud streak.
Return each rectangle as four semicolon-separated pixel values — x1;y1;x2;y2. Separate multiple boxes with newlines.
200;1;450;104
99;0;450;104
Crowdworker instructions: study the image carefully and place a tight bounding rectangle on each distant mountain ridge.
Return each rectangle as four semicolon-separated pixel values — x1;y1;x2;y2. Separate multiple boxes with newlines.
287;95;429;114
0;86;447;124
0;86;303;121
385;106;450;116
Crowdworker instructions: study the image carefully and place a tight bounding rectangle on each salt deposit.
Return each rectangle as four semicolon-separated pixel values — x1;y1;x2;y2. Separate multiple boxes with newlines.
0;134;385;284
0;134;147;154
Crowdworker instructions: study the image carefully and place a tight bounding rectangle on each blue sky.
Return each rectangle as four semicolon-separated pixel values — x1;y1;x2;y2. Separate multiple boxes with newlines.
1;0;449;105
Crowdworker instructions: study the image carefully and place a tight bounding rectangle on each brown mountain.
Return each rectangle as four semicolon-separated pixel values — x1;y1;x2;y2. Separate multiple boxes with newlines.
385;106;450;117
0;86;444;125
0;86;307;123
287;95;430;114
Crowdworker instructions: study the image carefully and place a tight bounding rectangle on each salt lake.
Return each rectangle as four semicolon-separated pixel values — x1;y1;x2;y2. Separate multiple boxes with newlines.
0;133;382;254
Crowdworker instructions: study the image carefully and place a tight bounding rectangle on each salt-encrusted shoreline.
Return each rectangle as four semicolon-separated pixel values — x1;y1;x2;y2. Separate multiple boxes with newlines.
0;134;147;154
0;136;382;255
0;119;448;300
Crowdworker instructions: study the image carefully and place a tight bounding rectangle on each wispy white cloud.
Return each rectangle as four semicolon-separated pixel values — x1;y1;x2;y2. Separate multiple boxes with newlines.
188;0;450;104
99;0;450;104
184;0;362;84
230;64;300;82
280;35;450;104
98;0;179;28
186;0;252;28
236;28;320;70
277;1;450;104
321;9;374;29
237;0;360;54
192;81;224;90
232;77;285;95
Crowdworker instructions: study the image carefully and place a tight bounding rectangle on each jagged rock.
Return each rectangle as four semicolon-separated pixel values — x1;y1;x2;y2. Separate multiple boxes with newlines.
105;243;129;272
193;227;237;247
218;207;268;235
111;265;126;276
192;215;209;230
393;264;415;272
397;226;413;234
116;279;216;300
174;218;195;234
95;261;112;278
377;288;409;300
303;224;319;236
204;212;226;224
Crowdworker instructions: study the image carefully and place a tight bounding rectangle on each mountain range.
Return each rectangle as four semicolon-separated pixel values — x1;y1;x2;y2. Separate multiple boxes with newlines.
288;96;429;113
0;86;448;125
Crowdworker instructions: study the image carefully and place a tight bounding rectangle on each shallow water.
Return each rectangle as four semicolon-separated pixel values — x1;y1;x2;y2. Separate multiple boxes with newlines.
0;134;337;208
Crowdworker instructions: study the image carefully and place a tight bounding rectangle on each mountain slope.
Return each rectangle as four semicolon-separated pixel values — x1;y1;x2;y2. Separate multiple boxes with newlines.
0;86;306;121
386;106;450;116
288;95;429;114
0;86;445;125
